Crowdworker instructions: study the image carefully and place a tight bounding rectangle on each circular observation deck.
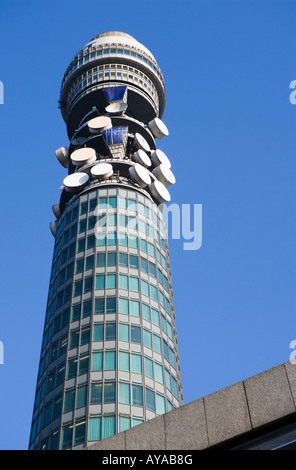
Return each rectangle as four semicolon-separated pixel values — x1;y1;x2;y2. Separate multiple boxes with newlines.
59;32;166;138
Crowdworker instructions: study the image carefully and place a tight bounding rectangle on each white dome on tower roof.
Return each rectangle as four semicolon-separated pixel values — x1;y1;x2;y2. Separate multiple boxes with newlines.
74;31;156;62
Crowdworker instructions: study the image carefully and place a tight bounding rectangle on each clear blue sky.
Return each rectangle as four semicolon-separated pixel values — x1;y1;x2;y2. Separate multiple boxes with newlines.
0;0;295;450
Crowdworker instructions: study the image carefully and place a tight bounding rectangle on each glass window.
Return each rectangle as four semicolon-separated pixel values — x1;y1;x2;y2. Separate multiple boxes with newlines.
143;329;152;349
75;259;84;274
76;385;87;408
156;394;166;415
90;383;102;404
154;363;164;384
142;303;151;321
140;239;147;253
151;308;160;326
88;417;101;441
141;280;149;297
119;351;130;371
107;252;116;266
119;274;128;290
105;323;116;341
96;234;106;246
144;357;154;378
172;377;178;399
107;233;117;246
73;280;82;297
80;202;87;215
119;416;130;432
118;232;128;246
119;297;129;314
131;326;141;344
165;369;171;391
118;321;129;341
93;324;104;342
108;214;117;227
149;262;156;278
169;348;176;368
77;238;85;253
78;355;89;375
129;255;138;269
150;285;158;301
95;275;105;290
107;274;116;289
119;252;128;267
131;353;142;373
82;300;91;318
132;418;144;427
141;258;148;274
67;358;77;379
130;300;140;317
153;334;161;354
84;276;93;293
163;341;169;361
146;388;155;412
109;196;117;208
105;351;116;370
96;252;106;267
85;255;94;271
64;389;75;412
130;276;139;292
104;382;116;403
103;415;116;439
74;421;86;446
132;385;143;406
106;297;116;313
80;327;90;345
69;330;79;349
128;234;138;248
61;423;73;449
119;197;127;209
119;382;130;404
94;298;105;314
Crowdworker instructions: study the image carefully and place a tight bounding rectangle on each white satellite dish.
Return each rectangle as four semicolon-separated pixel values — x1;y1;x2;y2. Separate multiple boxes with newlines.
90;162;113;179
152;164;176;187
149;179;171;204
55;147;69;168
129;163;152;188
70;147;96;166
49;220;57;237
87;116;112;134
148;117;169;139
134;149;151;168
52;203;61;218
105;102;128;114
150;149;171;168
63;172;89;193
134;133;150;152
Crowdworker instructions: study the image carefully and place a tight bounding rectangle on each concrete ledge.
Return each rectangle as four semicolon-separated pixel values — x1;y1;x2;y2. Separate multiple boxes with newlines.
87;362;296;450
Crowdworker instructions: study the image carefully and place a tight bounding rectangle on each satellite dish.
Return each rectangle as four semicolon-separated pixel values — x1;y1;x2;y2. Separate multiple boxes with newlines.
148;117;169;139
149;179;171;204
134;133;150;152
63;172;89;193
150;149;171;168
52;203;61;218
70;147;96;166
91;162;113;179
152;164;176;187
129;163;152;188
55;147;69;168
134;149;151;168
105;102;128;114
88;116;112;134
49;220;57;237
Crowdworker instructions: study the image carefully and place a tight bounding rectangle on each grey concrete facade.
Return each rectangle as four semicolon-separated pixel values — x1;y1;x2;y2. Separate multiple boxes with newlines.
87;362;296;450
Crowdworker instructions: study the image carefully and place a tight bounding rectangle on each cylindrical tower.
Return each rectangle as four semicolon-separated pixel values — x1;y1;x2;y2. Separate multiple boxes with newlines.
29;31;182;450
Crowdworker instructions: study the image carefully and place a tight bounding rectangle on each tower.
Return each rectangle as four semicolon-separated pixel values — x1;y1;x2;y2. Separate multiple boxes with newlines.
29;31;182;450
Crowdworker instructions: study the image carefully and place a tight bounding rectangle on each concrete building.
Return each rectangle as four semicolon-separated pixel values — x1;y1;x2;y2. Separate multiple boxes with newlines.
87;362;296;450
29;32;182;450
